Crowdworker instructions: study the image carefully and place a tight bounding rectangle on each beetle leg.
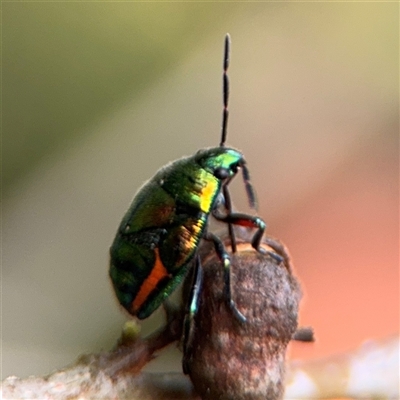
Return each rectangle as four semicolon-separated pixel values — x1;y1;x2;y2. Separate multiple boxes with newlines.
262;235;291;268
182;255;203;375
212;211;284;264
222;185;237;253
204;232;246;323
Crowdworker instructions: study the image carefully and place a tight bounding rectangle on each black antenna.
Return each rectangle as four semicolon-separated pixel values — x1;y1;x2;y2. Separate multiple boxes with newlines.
219;34;237;252
220;33;230;147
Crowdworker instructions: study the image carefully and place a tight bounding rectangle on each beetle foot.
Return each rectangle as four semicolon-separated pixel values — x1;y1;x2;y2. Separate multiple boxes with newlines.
267;251;284;264
256;246;283;264
228;299;247;324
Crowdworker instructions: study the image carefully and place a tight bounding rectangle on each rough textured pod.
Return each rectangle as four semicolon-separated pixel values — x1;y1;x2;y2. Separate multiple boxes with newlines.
185;232;302;400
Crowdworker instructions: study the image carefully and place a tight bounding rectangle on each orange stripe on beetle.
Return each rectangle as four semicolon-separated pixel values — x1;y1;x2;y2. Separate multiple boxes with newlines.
131;248;170;314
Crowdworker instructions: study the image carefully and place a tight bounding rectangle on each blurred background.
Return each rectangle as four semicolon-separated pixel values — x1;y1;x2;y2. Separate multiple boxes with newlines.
3;2;398;381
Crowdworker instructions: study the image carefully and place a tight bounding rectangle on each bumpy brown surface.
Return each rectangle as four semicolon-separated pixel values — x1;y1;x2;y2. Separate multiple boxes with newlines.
184;234;301;400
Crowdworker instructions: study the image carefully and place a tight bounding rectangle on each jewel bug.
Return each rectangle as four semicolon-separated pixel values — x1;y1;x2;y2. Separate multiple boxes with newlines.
109;34;281;339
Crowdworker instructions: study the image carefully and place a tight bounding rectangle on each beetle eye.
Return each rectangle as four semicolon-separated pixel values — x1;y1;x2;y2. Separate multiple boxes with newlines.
214;167;230;179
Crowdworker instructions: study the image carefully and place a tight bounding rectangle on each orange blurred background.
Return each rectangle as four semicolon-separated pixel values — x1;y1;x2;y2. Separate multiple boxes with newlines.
279;133;398;361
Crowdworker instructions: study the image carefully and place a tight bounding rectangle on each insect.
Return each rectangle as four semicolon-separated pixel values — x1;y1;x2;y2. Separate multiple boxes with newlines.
109;34;280;337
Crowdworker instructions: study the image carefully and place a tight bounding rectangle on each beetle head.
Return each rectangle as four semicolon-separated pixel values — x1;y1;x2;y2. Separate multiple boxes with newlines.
195;147;257;210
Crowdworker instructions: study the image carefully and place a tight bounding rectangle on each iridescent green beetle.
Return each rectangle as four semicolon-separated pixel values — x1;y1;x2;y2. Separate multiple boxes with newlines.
110;34;281;341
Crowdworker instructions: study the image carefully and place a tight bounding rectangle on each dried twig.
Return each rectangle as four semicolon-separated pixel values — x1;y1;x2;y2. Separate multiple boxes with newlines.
3;336;397;399
184;235;302;400
2;232;397;399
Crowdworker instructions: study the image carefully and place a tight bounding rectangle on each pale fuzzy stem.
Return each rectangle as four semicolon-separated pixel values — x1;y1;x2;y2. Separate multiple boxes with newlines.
2;336;398;399
2;370;198;400
285;336;399;400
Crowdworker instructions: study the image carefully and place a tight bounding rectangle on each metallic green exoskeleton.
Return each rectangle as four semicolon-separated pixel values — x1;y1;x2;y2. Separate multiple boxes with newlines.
110;35;280;353
110;146;253;319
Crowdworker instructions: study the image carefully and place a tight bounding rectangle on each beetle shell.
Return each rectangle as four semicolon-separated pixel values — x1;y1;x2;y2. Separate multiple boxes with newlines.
110;146;245;319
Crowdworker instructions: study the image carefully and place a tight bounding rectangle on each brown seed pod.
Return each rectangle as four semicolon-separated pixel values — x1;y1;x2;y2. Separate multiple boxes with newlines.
183;231;302;400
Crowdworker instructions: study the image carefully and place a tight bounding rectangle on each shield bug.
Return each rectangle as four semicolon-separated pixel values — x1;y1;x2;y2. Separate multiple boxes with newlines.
109;34;281;346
